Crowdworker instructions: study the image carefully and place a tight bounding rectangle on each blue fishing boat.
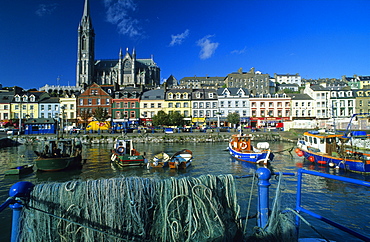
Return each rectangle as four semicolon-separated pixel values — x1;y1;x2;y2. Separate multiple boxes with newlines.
296;130;370;173
228;134;274;165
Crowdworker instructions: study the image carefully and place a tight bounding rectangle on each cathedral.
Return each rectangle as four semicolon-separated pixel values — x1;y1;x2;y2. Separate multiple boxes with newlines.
76;0;161;88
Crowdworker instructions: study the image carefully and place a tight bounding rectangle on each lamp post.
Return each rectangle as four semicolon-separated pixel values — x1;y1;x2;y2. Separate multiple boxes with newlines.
60;106;65;138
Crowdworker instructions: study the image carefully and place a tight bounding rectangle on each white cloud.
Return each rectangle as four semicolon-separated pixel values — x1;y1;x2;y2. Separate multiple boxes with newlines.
104;0;142;38
35;3;58;17
196;35;219;60
231;46;247;55
169;29;190;46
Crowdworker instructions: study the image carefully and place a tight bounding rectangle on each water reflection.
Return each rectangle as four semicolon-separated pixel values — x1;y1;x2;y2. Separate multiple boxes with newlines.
0;141;369;241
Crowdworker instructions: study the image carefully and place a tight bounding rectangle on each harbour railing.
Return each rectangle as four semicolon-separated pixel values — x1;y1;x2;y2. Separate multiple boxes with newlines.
1;168;370;241
295;168;370;241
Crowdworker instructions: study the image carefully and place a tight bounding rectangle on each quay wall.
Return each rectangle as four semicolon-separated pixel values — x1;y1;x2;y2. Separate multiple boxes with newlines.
5;130;302;146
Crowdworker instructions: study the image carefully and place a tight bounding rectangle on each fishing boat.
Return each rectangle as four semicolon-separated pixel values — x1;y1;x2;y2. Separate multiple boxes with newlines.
168;149;193;169
228;134;274;165
296;130;370;173
147;152;170;168
4;164;34;176
111;139;147;167
34;138;83;172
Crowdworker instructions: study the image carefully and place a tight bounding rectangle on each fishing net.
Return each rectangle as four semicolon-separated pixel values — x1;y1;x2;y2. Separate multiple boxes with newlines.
18;174;242;241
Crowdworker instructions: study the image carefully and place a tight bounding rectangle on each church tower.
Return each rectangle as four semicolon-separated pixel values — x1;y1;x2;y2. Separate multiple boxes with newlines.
76;0;95;87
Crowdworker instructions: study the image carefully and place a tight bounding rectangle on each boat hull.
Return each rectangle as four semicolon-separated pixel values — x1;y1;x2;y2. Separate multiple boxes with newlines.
301;149;370;173
228;147;274;164
5;165;34;176
36;155;82;172
111;153;146;167
168;149;193;169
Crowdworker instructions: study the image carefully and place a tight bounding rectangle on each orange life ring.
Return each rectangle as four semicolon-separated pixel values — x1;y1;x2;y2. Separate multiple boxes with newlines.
240;142;248;149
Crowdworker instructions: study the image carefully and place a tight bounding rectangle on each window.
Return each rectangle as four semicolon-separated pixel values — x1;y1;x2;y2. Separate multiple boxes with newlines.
97;99;101;105
158;103;162;108
144;103;148;108
168;103;173;108
184;102;189;108
88;99;92;105
41;105;45;111
131;102;135;108
193;102;198;108
79;99;83;105
151;103;155;108
70;104;74;110
130;111;135;118
48;105;51;111
176;103;181;108
106;99;110;105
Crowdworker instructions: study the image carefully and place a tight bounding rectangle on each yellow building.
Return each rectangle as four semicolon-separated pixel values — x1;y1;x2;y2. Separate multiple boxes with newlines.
164;89;192;119
140;89;165;126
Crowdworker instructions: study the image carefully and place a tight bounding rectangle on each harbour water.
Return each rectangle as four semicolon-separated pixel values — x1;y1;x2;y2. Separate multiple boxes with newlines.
0;140;369;241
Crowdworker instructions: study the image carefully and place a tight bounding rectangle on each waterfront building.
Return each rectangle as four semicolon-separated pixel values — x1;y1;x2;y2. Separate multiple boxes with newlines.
224;67;274;94
164;88;192;120
39;96;60;120
140;89;165;126
249;93;291;129
59;94;78;127
303;83;330;119
178;76;225;89
191;89;219;126
274;73;302;86
77;83;113;125
12;91;48;120
0;90;16;122
287;94;315;120
111;87;142;126
353;89;370;114
217;88;250;127
76;0;160;88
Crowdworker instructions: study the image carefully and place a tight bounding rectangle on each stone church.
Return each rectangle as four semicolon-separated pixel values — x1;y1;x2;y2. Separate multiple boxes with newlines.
76;0;161;88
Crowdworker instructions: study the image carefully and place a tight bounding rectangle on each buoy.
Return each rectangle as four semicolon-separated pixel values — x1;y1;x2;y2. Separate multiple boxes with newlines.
297;150;304;157
328;162;335;168
317;160;326;165
294;148;300;153
308;156;315;162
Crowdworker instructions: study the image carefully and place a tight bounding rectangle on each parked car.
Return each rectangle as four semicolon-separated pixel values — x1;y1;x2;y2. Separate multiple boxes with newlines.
6;129;19;135
0;127;6;132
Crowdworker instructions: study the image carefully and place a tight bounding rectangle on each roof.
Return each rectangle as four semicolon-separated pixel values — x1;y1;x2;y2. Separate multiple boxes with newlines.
141;89;165;100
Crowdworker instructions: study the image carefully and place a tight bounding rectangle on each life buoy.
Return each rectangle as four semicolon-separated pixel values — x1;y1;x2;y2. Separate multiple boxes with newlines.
117;147;125;153
240;142;248;150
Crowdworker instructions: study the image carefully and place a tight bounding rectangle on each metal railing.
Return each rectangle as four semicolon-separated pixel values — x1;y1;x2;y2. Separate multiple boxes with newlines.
1;168;370;241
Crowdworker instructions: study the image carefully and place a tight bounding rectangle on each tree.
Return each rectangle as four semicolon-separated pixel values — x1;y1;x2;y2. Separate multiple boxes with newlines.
79;109;93;128
152;110;169;126
227;112;240;127
169;112;185;127
93;107;109;121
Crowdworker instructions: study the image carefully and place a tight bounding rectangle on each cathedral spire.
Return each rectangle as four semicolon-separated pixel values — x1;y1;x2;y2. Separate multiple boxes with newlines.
80;0;93;29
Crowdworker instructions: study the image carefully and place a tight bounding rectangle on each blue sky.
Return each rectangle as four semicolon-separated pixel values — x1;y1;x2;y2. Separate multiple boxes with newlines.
1;0;370;89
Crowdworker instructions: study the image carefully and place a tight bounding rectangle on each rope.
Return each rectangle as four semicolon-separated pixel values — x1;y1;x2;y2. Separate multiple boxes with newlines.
18;175;241;242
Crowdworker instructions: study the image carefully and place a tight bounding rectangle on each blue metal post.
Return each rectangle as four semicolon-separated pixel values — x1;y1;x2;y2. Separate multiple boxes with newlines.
256;167;271;228
8;181;34;242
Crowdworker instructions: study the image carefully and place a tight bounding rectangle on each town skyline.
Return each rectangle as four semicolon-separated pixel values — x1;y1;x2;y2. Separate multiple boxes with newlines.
1;0;370;89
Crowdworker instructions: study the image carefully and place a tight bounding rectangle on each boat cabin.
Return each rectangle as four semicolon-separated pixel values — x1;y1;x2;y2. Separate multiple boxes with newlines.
302;131;345;156
230;134;252;151
114;139;139;156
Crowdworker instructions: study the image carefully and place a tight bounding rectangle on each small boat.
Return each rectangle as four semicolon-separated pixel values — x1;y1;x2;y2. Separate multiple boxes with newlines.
111;139;147;167
34;138;83;172
168;149;193;169
296;130;370;173
228;134;274;165
147;152;170;168
4;164;34;176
